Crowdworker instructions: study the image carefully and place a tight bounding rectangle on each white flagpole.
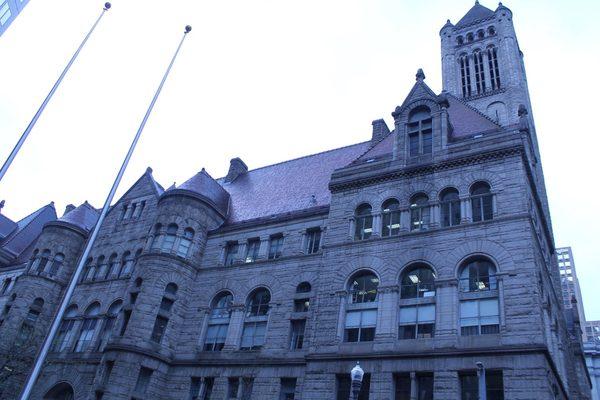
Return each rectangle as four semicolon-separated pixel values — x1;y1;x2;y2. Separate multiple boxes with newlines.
0;3;112;183
18;25;192;400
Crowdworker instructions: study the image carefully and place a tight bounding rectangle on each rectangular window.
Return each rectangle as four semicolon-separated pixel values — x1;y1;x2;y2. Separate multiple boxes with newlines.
398;304;435;339
280;378;297;400
345;309;376;342
54;319;76;351
74;318;97;352
0;2;11;26
268;235;284;259
228;377;239;400
460;370;504;400
224;242;239;266
120;310;131;336
102;361;114;386
203;377;214;400
96;316;116;351
151;316;169;343
245;239;260;263
306;229;321;254
355;215;373;240
189;377;202;400
203;323;228;351
290;319;306;350
134;367;153;394
417;373;434;400
394;373;411;400
240;321;267;350
409;132;419;157
160;297;174;312
382;210;401;237
336;373;371;400
460;299;499;336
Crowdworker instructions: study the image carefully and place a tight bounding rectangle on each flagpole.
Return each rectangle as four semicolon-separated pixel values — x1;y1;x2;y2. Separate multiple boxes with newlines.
0;3;112;183
18;25;192;400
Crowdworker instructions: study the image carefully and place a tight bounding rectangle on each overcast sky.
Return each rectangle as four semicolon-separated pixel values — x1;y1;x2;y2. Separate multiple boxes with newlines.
0;0;598;318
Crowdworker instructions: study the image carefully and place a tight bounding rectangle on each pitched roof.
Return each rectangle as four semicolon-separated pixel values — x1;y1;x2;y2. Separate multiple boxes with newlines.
0;213;17;240
168;169;230;218
455;2;495;28
218;142;371;223
57;202;100;232
0;203;57;259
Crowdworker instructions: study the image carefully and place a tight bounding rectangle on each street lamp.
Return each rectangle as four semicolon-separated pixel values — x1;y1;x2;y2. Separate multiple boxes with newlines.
476;361;487;400
350;362;364;400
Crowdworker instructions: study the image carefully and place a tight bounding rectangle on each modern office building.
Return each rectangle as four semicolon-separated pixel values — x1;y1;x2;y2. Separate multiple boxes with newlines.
0;0;31;36
0;2;593;399
556;247;588;339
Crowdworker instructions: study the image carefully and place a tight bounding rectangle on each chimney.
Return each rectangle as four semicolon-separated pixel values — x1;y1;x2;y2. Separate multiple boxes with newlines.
371;119;390;144
225;157;248;183
63;204;76;216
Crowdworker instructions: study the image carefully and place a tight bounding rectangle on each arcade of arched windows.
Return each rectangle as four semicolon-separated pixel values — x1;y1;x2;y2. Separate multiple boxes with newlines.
458;45;501;98
148;223;196;258
352;181;496;241
26;249;65;278
80;249;143;283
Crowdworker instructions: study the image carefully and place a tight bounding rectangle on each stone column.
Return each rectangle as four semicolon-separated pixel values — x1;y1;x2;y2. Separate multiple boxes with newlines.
223;306;245;350
468;54;477;96
435;279;458;337
400;209;410;232
460;196;472;223
299;231;308;255
482;50;493;92
430;204;440;229
376;286;398;340
348;217;356;241
237;242;247;263
197;309;209;349
410;372;417;400
256;237;270;260
336;291;348;341
372;213;382;238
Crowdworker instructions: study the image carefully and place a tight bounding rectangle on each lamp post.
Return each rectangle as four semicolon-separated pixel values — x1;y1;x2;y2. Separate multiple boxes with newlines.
350;362;364;400
476;361;487;400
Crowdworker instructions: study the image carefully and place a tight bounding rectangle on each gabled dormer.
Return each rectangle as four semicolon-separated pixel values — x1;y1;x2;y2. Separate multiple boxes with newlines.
391;69;451;166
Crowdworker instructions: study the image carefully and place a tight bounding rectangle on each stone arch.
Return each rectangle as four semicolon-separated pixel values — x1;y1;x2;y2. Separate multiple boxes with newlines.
240;274;283;303
405;181;436;202
377;189;402;210
383;248;445;282
208;280;237;303
36;370;85;400
283;271;318;294
464;171;503;193
347;191;381;215
486;101;508;125
446;240;515;278
436;182;463;199
154;270;187;294
335;256;388;288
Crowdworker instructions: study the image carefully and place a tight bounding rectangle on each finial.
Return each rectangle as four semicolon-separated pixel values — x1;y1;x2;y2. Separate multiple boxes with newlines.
518;104;528;116
475;0;480;4
146;166;153;174
310;195;317;205
416;68;425;81
0;200;4;213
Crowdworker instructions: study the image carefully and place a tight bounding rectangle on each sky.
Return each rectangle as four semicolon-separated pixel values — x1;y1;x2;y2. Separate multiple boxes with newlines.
0;0;599;318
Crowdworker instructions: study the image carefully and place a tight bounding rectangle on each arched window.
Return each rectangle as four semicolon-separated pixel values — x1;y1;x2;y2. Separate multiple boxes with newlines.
349;271;379;304
49;253;65;276
407;106;433;157
473;50;486;94
74;302;100;352
459;54;472;97
399;265;436;340
354;204;373;241
151;283;178;344
296;282;312;293
204;292;233;351
82;257;94;282
477;29;485;40
53;304;78;352
43;382;74;400
94;255;106;281
150;223;162;250
487;26;496;36
36;249;51;274
470;182;493;222
162;223;178;252
459;258;500;336
177;227;194;257
241;288;271;350
487;45;501;90
466;32;474;42
345;271;379;342
440;188;461;227
1;277;12;295
97;300;123;351
456;36;464;45
107;253;120;279
381;199;401;237
410;193;430;231
119;251;134;278
459;258;497;292
400;265;436;299
135;277;143;288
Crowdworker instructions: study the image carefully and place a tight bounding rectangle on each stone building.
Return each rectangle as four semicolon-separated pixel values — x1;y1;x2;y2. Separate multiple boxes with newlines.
0;2;593;399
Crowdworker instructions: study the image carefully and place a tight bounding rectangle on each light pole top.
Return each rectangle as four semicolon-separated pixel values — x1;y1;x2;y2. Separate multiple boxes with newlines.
351;362;364;382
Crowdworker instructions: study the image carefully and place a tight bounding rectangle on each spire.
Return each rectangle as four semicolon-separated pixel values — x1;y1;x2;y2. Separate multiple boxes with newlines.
455;1;495;28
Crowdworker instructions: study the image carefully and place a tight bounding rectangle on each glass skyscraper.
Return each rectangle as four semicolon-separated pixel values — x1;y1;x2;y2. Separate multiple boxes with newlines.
0;0;31;36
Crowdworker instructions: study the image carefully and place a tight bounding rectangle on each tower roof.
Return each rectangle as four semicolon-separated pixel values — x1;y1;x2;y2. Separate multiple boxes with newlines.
57;201;100;232
455;2;495;28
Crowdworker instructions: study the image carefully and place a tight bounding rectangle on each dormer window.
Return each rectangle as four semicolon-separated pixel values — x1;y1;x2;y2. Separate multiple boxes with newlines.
407;106;432;157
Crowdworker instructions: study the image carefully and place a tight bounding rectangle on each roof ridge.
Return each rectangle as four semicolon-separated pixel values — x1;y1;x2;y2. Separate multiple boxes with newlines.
446;92;501;127
218;140;371;180
3;203;55;247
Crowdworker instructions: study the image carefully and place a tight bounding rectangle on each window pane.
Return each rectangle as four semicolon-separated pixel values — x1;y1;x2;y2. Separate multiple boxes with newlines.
345;311;361;328
417;304;435;323
460;301;478;318
399;306;417;324
398;325;416;340
394;374;411;400
480;299;499;317
362;309;377;326
460;373;478;400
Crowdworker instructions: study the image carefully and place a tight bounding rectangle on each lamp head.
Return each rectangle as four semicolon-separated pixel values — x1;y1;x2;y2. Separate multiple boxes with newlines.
185;25;192;34
476;361;484;370
104;2;111;10
350;362;364;382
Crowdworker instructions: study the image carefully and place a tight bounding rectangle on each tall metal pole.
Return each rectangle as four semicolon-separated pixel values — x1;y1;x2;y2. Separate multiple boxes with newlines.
0;3;112;183
18;25;192;400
